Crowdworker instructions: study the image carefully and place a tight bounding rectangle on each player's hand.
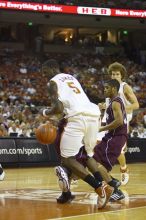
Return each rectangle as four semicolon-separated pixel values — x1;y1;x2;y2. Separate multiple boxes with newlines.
98;102;106;110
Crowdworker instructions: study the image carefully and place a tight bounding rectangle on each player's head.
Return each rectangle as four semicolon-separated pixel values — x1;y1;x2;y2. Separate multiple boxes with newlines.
104;79;120;98
108;62;127;81
42;59;60;78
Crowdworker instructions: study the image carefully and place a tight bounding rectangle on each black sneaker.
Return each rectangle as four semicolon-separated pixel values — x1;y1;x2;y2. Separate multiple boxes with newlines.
57;192;75;204
110;176;121;188
109;189;125;202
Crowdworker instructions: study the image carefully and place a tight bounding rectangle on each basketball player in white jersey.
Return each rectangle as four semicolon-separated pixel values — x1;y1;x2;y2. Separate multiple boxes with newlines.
41;59;114;208
108;62;139;185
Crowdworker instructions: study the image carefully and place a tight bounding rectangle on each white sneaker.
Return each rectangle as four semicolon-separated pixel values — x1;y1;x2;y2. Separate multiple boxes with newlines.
55;166;70;192
0;171;5;181
120;167;129;185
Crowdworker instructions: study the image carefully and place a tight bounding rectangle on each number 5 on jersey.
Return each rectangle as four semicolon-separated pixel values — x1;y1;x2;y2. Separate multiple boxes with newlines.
67;82;81;94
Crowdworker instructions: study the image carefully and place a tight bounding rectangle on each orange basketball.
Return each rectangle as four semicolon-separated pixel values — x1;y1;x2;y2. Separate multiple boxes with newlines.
35;122;57;145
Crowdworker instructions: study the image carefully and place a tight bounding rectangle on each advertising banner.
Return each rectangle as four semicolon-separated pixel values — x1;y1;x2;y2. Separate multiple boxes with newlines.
0;138;18;162
0;138;145;166
0;1;146;18
126;138;146;162
0;138;59;166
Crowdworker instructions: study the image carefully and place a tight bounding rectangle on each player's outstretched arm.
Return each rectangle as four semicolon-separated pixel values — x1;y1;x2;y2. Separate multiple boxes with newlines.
124;84;139;113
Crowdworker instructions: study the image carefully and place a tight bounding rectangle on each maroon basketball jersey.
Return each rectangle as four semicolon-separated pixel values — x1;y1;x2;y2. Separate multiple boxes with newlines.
105;96;127;138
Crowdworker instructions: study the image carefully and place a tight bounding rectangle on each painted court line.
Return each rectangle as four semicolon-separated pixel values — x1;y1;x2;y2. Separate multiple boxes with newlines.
46;206;146;220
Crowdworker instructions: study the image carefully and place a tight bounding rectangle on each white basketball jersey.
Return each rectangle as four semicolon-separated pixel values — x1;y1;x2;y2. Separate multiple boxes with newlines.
119;82;132;122
102;98;110;123
50;73;101;118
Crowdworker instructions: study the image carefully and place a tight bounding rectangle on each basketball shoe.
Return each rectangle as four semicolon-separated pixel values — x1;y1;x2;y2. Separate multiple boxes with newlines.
55;166;75;203
57;191;75;204
95;181;114;209
109;189;125;202
0;171;5;181
55;166;70;192
110;176;121;188
120;167;129;185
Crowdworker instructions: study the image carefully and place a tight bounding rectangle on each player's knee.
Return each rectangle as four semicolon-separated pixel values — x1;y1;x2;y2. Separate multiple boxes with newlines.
61;156;76;168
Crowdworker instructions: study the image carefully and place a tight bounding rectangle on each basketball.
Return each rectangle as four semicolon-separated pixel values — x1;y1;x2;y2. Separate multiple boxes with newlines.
35;122;57;145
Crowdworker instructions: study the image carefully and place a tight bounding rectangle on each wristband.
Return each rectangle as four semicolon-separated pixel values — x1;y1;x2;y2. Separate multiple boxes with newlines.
42;109;48;117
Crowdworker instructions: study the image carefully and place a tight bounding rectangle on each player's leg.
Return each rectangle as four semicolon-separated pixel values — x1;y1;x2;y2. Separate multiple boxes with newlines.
55;145;91;204
60;117;114;209
62;156;114;209
83;116;114;207
94;136;126;201
118;114;132;185
87;159;124;202
118;145;129;185
55;151;116;205
54;118;78;204
55;165;75;203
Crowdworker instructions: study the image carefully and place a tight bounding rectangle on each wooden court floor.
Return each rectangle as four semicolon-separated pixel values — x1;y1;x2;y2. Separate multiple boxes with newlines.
0;163;146;220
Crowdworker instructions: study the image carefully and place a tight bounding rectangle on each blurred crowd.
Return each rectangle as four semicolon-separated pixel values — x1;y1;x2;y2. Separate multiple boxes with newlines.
10;0;146;10
0;48;146;138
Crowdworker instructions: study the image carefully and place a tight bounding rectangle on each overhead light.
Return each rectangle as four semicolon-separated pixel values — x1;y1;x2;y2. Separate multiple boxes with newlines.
123;30;128;35
28;22;33;26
